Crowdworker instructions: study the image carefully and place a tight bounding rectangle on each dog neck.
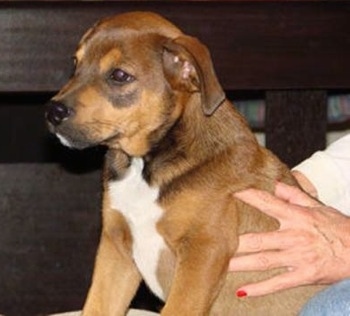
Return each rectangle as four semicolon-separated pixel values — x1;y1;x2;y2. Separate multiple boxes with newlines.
143;97;259;187
104;96;260;188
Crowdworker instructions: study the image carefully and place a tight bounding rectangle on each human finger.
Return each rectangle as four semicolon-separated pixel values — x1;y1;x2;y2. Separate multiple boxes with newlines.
228;250;291;272
235;230;295;254
235;270;308;297
292;170;318;198
234;188;294;221
275;182;321;208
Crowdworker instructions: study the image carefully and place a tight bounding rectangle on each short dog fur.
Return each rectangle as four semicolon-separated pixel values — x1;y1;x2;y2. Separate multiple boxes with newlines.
46;12;322;316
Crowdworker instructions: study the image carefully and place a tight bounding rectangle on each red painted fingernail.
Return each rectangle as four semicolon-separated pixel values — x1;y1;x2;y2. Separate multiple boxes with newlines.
236;290;247;298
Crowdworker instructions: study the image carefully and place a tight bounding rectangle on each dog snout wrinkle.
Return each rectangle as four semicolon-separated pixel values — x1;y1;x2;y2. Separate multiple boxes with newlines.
46;100;72;126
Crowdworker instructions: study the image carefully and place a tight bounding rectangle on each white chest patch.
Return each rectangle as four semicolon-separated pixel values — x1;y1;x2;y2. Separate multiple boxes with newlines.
108;158;167;299
56;133;73;148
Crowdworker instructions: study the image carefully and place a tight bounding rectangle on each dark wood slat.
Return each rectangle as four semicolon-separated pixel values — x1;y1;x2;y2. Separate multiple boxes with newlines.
0;164;101;315
265;90;328;167
0;163;161;316
0;1;350;92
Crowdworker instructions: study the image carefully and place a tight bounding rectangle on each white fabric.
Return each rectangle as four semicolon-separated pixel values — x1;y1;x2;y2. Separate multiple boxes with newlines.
49;309;160;316
293;134;350;215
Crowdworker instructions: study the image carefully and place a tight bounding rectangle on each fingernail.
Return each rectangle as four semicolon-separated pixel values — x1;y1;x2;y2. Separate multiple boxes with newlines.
236;290;247;298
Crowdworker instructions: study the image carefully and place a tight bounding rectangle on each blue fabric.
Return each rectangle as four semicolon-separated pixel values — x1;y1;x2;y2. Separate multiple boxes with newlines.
300;279;350;316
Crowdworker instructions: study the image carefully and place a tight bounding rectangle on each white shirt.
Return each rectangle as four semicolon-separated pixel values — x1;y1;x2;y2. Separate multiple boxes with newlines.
293;134;350;215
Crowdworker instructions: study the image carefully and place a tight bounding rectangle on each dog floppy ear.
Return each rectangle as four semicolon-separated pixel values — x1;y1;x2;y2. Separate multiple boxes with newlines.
162;35;225;116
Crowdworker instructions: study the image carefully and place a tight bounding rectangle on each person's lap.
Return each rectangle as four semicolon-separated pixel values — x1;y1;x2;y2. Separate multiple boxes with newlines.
50;309;160;316
300;279;350;316
49;280;350;316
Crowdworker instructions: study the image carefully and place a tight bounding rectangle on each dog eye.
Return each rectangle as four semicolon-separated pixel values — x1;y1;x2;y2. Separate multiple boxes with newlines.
109;69;135;84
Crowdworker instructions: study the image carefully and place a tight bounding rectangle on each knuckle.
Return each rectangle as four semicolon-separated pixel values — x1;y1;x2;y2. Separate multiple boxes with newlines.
246;234;263;251
256;254;271;270
295;232;313;245
302;268;320;284
301;244;322;263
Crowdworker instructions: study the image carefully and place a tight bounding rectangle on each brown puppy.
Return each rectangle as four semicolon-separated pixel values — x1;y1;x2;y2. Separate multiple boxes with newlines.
46;11;322;316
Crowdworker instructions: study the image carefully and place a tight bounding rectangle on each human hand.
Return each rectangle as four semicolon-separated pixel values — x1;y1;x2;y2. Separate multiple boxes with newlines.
229;182;350;297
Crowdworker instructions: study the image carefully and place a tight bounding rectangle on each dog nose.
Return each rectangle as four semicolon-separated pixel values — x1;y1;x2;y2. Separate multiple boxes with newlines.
46;100;72;126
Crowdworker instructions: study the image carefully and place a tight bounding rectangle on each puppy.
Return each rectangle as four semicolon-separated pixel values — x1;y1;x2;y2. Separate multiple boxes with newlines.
46;11;322;316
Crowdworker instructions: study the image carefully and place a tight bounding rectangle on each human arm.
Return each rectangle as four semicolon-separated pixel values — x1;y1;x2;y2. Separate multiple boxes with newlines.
229;182;350;297
228;134;350;297
293;133;350;214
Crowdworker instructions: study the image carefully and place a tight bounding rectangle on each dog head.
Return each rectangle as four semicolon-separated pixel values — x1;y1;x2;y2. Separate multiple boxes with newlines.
45;11;225;156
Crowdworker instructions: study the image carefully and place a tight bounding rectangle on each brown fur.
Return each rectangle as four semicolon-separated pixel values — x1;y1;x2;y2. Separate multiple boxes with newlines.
47;11;323;316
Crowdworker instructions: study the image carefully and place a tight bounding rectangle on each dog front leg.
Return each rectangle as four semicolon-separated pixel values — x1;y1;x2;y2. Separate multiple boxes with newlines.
161;235;233;316
83;210;141;316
